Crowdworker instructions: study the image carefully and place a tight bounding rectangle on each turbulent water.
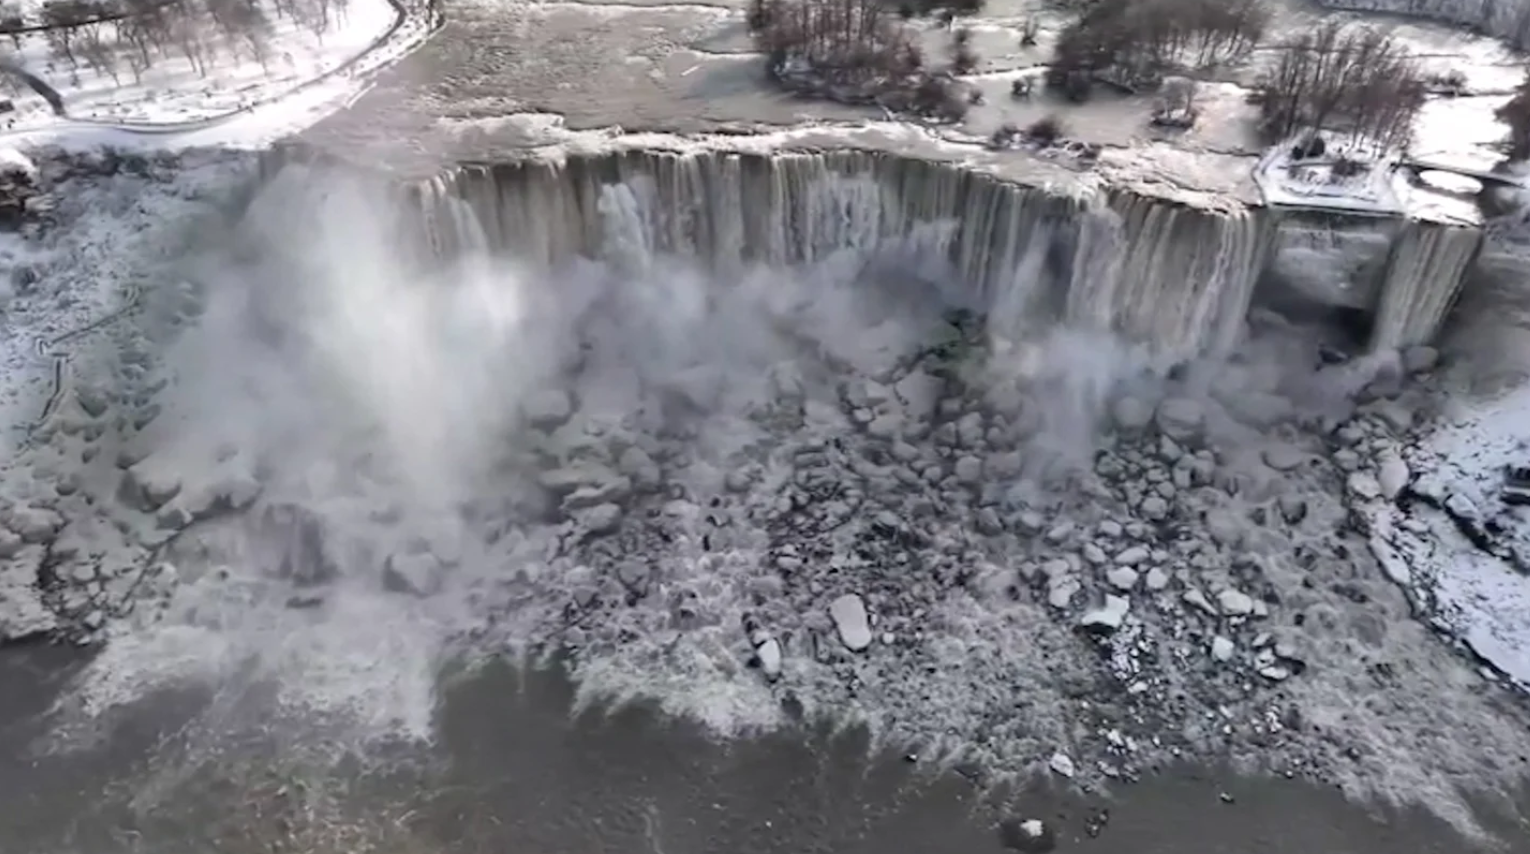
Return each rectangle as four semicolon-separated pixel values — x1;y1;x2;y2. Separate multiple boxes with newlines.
4;147;1528;844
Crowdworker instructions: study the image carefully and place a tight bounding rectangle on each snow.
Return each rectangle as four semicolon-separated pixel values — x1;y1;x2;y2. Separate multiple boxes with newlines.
1389;382;1530;689
3;0;394;131
1253;139;1406;218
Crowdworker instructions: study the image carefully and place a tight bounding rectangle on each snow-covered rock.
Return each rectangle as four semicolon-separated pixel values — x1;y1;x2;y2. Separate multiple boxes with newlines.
829;593;872;651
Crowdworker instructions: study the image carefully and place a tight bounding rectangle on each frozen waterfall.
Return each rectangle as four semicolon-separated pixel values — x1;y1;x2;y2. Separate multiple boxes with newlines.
260;143;1487;359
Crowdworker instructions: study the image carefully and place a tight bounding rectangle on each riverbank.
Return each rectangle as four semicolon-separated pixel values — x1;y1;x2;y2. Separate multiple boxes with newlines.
0;646;1522;854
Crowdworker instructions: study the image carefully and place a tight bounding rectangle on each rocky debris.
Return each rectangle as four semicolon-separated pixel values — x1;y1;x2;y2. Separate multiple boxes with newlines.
3;251;1497;812
829;593;872;652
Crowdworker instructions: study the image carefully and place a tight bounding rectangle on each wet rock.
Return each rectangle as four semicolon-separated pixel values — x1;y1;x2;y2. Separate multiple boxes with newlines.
261;505;339;587
74;386;110;418
1106;566;1139;591
617;446;663;491
1156;397;1204;441
1111;395;1153;432
1402;345;1438;374
1277;495;1308;526
523;389;573;430
1377;451;1409;500
1114;545;1148;566
829;593;872;651
1346;472;1381;502
1211;635;1235;662
1183;587;1216;615
1080;594;1130;634
6;506;62;545
382;552;443;597
1048;576;1080;608
1217;588;1255;616
748;627;783;681
1048;751;1077;778
0;530;20;559
954;455;983;484
998;817;1057;854
1261;445;1306;472
117;465;181;513
580;503;624;536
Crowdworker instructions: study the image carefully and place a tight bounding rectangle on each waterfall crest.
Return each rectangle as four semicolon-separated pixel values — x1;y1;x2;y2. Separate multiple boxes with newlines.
259;143;1487;358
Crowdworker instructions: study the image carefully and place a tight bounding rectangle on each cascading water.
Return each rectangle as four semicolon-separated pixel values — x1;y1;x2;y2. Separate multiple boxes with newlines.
1369;222;1485;351
400;149;1287;364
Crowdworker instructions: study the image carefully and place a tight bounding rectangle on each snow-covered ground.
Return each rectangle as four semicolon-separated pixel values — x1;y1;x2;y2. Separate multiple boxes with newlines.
1374;382;1530;689
0;0;407;132
0;0;433;648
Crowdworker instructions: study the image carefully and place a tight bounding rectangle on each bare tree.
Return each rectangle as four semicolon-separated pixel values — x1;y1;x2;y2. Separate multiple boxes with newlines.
77;24;121;84
1256;20;1425;150
0;3;26;51
1496;69;1530;160
40;0;89;67
1047;0;1268;98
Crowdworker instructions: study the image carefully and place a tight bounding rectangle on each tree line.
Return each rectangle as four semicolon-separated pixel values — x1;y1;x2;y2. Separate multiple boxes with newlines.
0;0;354;91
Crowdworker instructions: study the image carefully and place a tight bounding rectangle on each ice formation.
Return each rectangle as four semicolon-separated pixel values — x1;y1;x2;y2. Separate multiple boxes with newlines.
2;145;1528;837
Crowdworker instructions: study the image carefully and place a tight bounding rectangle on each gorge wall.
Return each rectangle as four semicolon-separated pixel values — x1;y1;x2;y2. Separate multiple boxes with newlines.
261;144;1485;360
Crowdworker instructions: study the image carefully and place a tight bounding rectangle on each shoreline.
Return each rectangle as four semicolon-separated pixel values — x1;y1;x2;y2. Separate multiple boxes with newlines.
0;646;1523;854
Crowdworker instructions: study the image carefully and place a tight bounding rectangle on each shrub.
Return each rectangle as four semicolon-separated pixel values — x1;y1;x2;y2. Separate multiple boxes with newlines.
1046;0;1267;97
1496;70;1530;159
1256;20;1426;150
949;26;979;74
1425;68;1467;96
1019;15;1040;47
1026;114;1067;144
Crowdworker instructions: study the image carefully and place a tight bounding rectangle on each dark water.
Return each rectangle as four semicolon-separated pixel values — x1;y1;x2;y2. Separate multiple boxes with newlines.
0;645;1521;854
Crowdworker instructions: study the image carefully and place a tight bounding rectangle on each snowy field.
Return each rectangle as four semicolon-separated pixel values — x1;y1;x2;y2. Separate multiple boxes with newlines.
0;0;408;133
